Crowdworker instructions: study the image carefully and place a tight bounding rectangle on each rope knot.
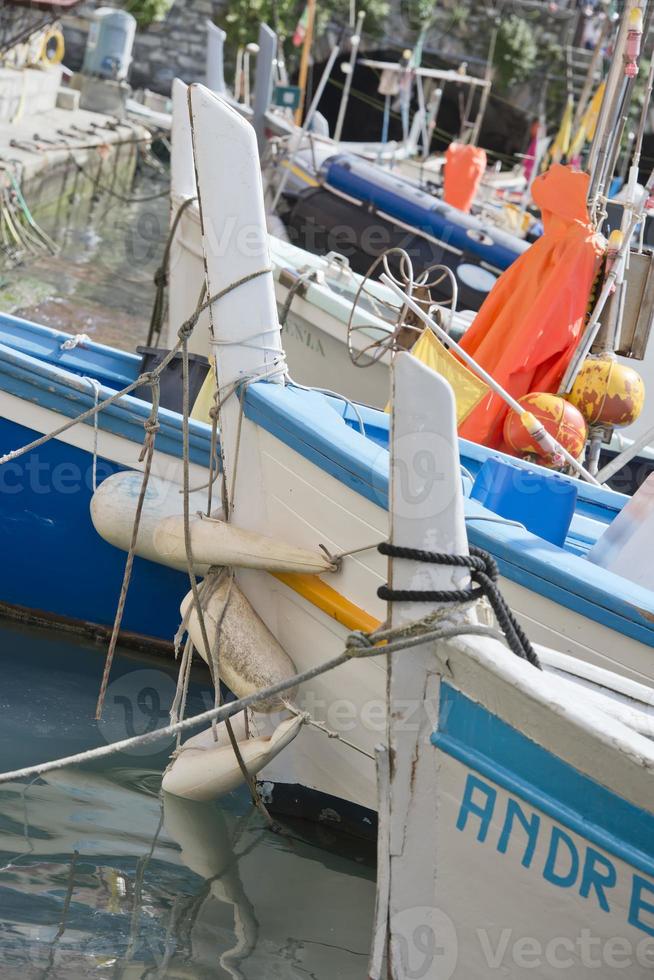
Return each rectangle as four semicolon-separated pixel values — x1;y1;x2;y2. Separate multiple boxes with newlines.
177;316;196;342
345;630;376;657
154;266;168;289
376;542;540;670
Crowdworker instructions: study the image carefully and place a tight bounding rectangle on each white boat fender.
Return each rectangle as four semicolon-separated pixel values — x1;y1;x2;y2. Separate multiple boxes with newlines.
182;577;298;712
162;714;304;801
90;471;220;572
154;513;334;574
180;710;248;749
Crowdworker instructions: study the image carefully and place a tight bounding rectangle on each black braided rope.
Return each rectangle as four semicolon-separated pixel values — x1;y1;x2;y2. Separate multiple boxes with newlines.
377;543;541;670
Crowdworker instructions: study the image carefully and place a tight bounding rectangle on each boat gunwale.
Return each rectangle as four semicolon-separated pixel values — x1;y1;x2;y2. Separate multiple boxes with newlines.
243;379;654;646
0;329;212;466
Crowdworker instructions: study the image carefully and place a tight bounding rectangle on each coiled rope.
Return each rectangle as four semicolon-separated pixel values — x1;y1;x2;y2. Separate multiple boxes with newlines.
377;543;541;669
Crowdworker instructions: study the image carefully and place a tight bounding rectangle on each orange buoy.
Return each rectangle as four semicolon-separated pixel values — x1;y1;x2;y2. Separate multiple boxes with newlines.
568;357;645;428
503;392;588;461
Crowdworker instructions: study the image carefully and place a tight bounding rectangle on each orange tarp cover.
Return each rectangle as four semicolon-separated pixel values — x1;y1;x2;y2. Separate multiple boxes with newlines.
443;143;487;212
458;164;605;449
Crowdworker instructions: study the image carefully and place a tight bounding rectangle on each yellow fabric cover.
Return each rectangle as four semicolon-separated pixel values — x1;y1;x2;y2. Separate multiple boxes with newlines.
569;82;606;158
385;329;489;424
190;358;216;423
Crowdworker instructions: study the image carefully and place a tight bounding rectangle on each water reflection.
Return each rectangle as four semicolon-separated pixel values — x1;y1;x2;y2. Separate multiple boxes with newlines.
0;621;375;978
0;169;168;352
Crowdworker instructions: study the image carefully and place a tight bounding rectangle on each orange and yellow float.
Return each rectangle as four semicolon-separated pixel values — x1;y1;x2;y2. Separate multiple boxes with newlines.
568;356;644;428
503;392;588;461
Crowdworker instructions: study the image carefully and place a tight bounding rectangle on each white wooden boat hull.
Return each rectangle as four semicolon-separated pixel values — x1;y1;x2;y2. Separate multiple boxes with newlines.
232;423;654;822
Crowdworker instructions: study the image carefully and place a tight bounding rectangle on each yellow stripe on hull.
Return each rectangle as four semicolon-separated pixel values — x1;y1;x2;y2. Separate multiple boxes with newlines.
272;572;381;633
280;160;319;187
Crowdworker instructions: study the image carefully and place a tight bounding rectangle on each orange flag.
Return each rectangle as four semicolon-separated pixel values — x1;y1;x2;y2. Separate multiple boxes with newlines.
457;164;605;449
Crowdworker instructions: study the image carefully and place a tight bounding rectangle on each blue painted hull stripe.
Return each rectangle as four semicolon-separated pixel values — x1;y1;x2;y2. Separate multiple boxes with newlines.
0;310;140;391
243;382;654;647
0;343;211;467
464;516;654;649
433;683;654;878
0;416;191;640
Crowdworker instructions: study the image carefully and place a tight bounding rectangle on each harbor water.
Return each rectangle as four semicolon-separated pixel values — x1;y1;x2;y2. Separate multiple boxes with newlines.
0;617;375;978
0;166;169;349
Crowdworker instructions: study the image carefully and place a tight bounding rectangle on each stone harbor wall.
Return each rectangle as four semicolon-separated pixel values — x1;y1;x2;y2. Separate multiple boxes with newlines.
61;0;582;114
62;0;226;94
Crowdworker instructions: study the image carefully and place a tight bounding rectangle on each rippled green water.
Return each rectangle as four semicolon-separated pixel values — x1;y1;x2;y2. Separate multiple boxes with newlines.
0;618;376;978
0;168;169;351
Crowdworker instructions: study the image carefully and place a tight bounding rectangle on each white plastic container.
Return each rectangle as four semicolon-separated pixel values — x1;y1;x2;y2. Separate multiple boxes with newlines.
83;8;136;81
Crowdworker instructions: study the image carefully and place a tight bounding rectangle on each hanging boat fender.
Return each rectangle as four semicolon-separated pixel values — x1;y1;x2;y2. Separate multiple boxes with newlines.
154;513;334;574
90;471;220;572
181;710;248;750
182;576;298;712
162;714;304;801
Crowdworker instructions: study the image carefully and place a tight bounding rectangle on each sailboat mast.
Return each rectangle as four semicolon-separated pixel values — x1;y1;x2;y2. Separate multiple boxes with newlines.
333;9;365;143
588;0;647;214
295;0;317;124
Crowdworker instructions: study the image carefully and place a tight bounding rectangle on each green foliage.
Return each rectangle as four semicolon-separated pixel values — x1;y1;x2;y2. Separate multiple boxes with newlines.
318;0;390;39
493;14;537;93
448;2;469;32
400;0;437;34
410;0;436;30
122;0;172;29
217;0;389;58
219;0;300;49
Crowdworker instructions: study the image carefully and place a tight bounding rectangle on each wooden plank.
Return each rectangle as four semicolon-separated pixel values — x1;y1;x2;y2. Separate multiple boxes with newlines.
385;353;470;978
368;745;390;980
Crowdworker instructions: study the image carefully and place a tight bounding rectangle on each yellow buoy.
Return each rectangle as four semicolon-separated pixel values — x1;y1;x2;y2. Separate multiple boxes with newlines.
568;356;645;428
40;27;65;67
503;392;587;461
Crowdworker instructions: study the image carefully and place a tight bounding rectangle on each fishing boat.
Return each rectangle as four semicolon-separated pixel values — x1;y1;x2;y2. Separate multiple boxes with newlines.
2;86;654;838
261;49;528;310
0;309;212;644
372;351;654;979
279;151;528;309
166;76;653;496
167;77;490;404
